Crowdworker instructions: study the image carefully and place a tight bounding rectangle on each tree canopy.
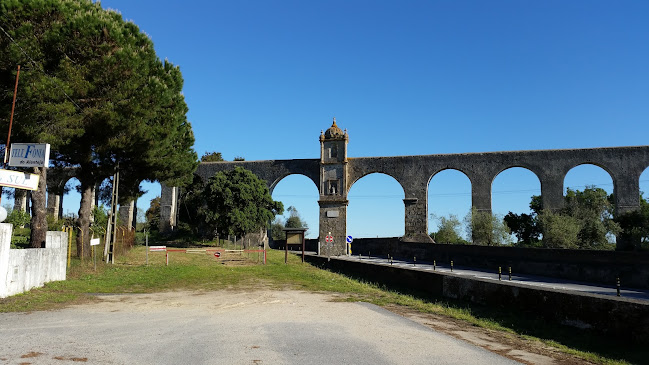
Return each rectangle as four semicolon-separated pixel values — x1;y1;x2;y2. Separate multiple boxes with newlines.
202;167;283;238
0;0;197;254
429;214;468;244
504;186;628;249
271;206;309;240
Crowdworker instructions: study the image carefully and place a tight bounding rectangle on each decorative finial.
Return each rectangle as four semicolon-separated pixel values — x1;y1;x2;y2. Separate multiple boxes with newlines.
332;117;337;126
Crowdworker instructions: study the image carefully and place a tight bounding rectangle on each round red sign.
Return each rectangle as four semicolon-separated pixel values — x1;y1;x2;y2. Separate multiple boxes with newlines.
214;251;221;258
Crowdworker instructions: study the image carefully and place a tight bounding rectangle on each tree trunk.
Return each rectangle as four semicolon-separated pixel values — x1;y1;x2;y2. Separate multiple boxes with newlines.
76;181;93;259
29;166;47;248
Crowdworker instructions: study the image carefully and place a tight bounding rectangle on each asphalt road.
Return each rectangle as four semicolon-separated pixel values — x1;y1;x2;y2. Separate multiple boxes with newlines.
333;254;649;301
0;290;520;365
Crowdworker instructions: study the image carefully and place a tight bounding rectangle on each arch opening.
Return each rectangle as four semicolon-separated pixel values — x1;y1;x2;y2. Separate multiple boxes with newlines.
61;177;82;220
427;169;471;242
347;173;404;238
564;164;614;196
640;167;649;202
137;181;161;229
561;164;616;248
271;174;319;239
492;167;541;216
492;167;541;245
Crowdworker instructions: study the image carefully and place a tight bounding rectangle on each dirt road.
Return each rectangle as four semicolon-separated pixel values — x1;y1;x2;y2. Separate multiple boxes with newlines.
0;290;578;364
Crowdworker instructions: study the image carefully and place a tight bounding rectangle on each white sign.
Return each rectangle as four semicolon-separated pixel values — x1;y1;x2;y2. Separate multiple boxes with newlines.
0;169;40;190
326;210;339;218
90;238;101;246
8;143;50;167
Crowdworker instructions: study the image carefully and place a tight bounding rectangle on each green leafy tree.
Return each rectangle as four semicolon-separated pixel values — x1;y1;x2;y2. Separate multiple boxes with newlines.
145;196;161;232
538;210;581;249
90;205;109;238
563;187;619;249
202;167;283;238
201;152;224;162
465;208;511;246
270;217;285;240
503;212;541;246
506;187;624;249
285;206;308;230
6;208;30;228
614;194;649;250
430;214;468;244
0;1;196;254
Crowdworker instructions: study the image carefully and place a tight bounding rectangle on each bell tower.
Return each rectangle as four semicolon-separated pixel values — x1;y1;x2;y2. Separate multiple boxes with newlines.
318;118;349;256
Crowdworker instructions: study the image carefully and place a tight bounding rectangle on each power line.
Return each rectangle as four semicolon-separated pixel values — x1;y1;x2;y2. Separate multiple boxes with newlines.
0;24;82;110
274;179;649;200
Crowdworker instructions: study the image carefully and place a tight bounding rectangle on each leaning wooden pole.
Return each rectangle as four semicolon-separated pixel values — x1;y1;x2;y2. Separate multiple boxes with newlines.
0;65;20;207
4;65;20;164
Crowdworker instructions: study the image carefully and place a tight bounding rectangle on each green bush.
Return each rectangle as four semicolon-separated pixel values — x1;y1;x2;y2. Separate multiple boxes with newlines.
6;209;30;228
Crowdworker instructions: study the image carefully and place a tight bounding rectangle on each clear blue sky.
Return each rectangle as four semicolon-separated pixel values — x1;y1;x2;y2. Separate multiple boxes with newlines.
51;1;649;238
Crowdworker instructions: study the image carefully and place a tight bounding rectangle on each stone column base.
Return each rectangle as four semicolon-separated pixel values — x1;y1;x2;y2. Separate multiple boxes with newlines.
400;233;435;243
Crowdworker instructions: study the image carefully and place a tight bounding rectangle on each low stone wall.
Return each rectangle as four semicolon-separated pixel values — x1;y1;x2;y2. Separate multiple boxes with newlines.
305;254;649;344
0;224;68;298
349;238;649;289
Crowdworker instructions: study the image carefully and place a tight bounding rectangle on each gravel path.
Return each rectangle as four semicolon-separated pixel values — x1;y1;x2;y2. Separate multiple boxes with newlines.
0;290;519;365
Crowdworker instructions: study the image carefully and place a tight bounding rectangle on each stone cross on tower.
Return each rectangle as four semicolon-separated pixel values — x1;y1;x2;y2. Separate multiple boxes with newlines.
318;118;349;256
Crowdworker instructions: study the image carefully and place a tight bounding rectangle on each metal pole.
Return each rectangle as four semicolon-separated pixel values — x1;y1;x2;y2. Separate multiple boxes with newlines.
145;230;149;266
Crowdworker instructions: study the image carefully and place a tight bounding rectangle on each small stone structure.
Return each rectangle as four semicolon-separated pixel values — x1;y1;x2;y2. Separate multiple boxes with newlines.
0;224;68;298
161;119;649;253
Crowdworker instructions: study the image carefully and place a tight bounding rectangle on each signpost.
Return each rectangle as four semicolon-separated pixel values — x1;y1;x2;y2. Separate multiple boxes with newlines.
346;235;353;256
90;238;100;271
8;143;50;168
0;169;39;190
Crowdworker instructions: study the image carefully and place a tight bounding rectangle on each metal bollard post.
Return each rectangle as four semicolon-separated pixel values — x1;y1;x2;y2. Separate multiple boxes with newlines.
498;267;502;281
433;260;436;271
390;256;393;265
450;260;453;272
508;267;512;281
413;256;416;267
617;277;621;297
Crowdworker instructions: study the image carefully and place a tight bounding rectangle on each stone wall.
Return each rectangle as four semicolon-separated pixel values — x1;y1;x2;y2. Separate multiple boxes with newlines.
0;224;68;298
349;237;649;289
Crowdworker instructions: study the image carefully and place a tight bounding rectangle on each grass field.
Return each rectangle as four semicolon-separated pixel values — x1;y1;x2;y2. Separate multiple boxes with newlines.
0;244;644;364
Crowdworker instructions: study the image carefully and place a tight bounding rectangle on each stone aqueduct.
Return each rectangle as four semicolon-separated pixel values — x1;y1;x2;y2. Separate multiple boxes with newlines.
39;120;649;255
161;120;649;255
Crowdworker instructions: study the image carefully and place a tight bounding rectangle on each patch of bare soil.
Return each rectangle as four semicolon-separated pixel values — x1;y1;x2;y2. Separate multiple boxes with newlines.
384;304;594;365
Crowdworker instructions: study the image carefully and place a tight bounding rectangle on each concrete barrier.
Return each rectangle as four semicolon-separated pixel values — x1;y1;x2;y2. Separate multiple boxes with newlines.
0;224;68;298
305;254;649;344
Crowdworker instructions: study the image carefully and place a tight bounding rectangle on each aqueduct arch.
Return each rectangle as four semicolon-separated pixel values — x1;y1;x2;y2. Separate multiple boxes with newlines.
161;119;649;253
